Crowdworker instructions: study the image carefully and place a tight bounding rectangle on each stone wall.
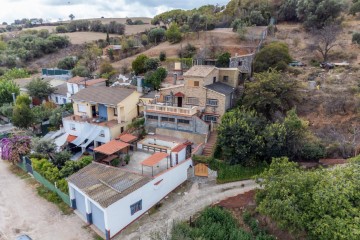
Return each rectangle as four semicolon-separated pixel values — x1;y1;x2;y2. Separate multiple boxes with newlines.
156;128;208;145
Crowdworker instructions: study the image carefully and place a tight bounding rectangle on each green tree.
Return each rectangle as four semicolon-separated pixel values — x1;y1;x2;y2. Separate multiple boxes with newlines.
15;94;31;106
12;103;33;128
57;56;77;70
241;69;301;120
254;42;292;72
178;43;197;58
216;52;231;67
144;67;167;91
350;1;360;15
0;80;20;105
72;65;90;77
218;108;266;166
297;0;345;29
144;58;160;71
148;28;166;44
165;23;182;43
0;68;29;81
25;78;55;101
256;157;360;239
69;14;75;21
132;54;149;75
55;25;67;33
51;150;72;168
159;51;166;61
31;137;57;156
353;32;360;44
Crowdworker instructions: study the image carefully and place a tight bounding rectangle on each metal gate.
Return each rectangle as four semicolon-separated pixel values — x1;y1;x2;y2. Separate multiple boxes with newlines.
24;156;33;174
74;190;87;219
90;202;105;233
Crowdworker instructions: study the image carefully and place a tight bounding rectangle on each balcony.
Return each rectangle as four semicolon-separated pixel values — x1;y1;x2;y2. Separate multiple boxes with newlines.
145;104;198;116
64;115;120;128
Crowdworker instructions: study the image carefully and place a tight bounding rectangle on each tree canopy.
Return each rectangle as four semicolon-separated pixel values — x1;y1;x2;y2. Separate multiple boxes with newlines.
25;78;55;100
253;42;292;73
256;157;360;240
132;54;149;75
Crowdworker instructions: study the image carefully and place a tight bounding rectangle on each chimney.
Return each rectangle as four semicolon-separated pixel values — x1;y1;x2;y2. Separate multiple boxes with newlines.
137;76;143;93
173;73;178;85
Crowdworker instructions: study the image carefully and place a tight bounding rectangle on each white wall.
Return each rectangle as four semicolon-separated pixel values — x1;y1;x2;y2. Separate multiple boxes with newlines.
50;93;70;105
105;158;192;237
170;147;187;166
67;83;80;95
63;119;111;143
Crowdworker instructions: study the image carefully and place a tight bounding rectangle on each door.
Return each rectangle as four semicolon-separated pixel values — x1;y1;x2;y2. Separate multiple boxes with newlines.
177;97;182;107
92;106;97;117
98;104;108;120
74;190;86;219
90;202;105;233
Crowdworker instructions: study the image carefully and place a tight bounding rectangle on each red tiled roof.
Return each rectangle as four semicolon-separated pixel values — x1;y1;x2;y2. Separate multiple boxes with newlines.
174;92;185;97
172;144;187;153
119;134;138;143
141;152;169;167
67;134;77;142
94;140;130;155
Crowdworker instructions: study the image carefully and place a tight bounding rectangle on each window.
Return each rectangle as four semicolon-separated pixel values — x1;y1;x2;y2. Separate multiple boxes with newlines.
70;123;76;130
147;115;158;120
130;200;142;215
223;76;229;82
206;99;218;106
55;96;59;103
114;108;118;116
213;77;216;83
165;95;172;103
161;117;175;122
187;97;199;105
238;61;242;66
193;81;199;87
77;104;87;113
178;119;190;124
204;115;217;122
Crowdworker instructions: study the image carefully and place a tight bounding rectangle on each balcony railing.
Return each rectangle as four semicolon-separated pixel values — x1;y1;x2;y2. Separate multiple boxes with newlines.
145;104;198;116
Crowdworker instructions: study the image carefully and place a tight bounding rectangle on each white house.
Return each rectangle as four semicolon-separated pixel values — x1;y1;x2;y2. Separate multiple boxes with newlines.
50;83;71;105
67;76;107;98
67;158;192;239
62;86;142;152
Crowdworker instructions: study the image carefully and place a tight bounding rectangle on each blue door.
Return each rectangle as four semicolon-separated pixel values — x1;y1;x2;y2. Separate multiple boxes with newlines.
74;190;86;219
98;104;108;120
90;202;105;233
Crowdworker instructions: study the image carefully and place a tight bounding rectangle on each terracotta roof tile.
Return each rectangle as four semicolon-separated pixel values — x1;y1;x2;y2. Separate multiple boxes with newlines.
68;76;86;84
172;144;187;153
94;140;130;155
141;152;169;167
78;78;107;86
67;134;77;142
119;134;138;143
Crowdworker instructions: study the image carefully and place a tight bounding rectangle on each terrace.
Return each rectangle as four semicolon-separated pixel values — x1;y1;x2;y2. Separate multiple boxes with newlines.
64;115;121;128
145;104;198;116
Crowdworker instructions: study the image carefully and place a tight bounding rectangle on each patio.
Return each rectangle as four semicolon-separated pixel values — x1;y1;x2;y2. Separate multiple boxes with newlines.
121;151;170;177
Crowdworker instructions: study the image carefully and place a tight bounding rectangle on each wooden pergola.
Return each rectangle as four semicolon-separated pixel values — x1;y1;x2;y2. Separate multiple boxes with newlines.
93;140;130;165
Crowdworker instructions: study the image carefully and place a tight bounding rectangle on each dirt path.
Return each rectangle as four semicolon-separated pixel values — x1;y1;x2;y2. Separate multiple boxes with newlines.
0;160;93;240
116;179;258;240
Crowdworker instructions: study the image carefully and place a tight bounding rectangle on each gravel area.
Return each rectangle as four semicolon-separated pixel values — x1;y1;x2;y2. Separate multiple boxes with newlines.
0;160;94;240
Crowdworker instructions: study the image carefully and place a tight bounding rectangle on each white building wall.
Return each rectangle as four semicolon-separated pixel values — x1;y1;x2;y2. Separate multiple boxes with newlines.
170;148;187;166
105;158;192;237
67;83;80;95
63;119;111;143
50;93;71;105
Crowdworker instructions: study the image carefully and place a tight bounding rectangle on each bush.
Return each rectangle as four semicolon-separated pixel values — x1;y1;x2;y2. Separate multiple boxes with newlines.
165;23;182;43
132;54;149;75
57;56;77;70
144;58;160;71
56;25;67;33
148;28;166;44
159;51;166;61
254;42;292;72
352;32;360;45
178;43;197;58
72;65;90;77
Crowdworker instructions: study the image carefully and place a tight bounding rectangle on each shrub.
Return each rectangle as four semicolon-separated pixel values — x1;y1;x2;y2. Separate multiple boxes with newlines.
178;43;197;58
159;51;166;61
132;54;149;75
165;23;182;43
57;56;77;70
352;32;360;45
148;28;166;44
254;42;292;72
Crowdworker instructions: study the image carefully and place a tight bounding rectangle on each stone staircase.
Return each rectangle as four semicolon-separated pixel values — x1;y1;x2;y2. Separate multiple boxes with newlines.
203;131;218;157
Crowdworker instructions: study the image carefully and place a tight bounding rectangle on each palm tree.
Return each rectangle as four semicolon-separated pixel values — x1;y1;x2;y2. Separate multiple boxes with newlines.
69;14;75;21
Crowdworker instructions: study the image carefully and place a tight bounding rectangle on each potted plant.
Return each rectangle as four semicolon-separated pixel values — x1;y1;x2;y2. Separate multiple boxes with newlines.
124;154;130;165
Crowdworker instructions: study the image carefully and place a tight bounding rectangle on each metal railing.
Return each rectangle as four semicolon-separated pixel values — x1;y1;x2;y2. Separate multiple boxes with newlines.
145;104;198;115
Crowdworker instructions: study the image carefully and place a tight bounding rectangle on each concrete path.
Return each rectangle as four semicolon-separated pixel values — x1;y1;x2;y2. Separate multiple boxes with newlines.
0;160;93;240
116;179;258;240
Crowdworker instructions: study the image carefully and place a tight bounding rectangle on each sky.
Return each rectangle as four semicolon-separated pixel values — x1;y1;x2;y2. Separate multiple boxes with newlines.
0;0;230;24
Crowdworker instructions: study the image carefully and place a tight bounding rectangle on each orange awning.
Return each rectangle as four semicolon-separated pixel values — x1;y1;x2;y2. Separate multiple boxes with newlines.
119;134;138;143
94;140;130;155
141;152;169;167
174;92;185;97
67;134;77;143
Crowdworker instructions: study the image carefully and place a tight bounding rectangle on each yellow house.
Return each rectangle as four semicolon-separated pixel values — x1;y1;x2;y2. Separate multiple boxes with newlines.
62;86;141;151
